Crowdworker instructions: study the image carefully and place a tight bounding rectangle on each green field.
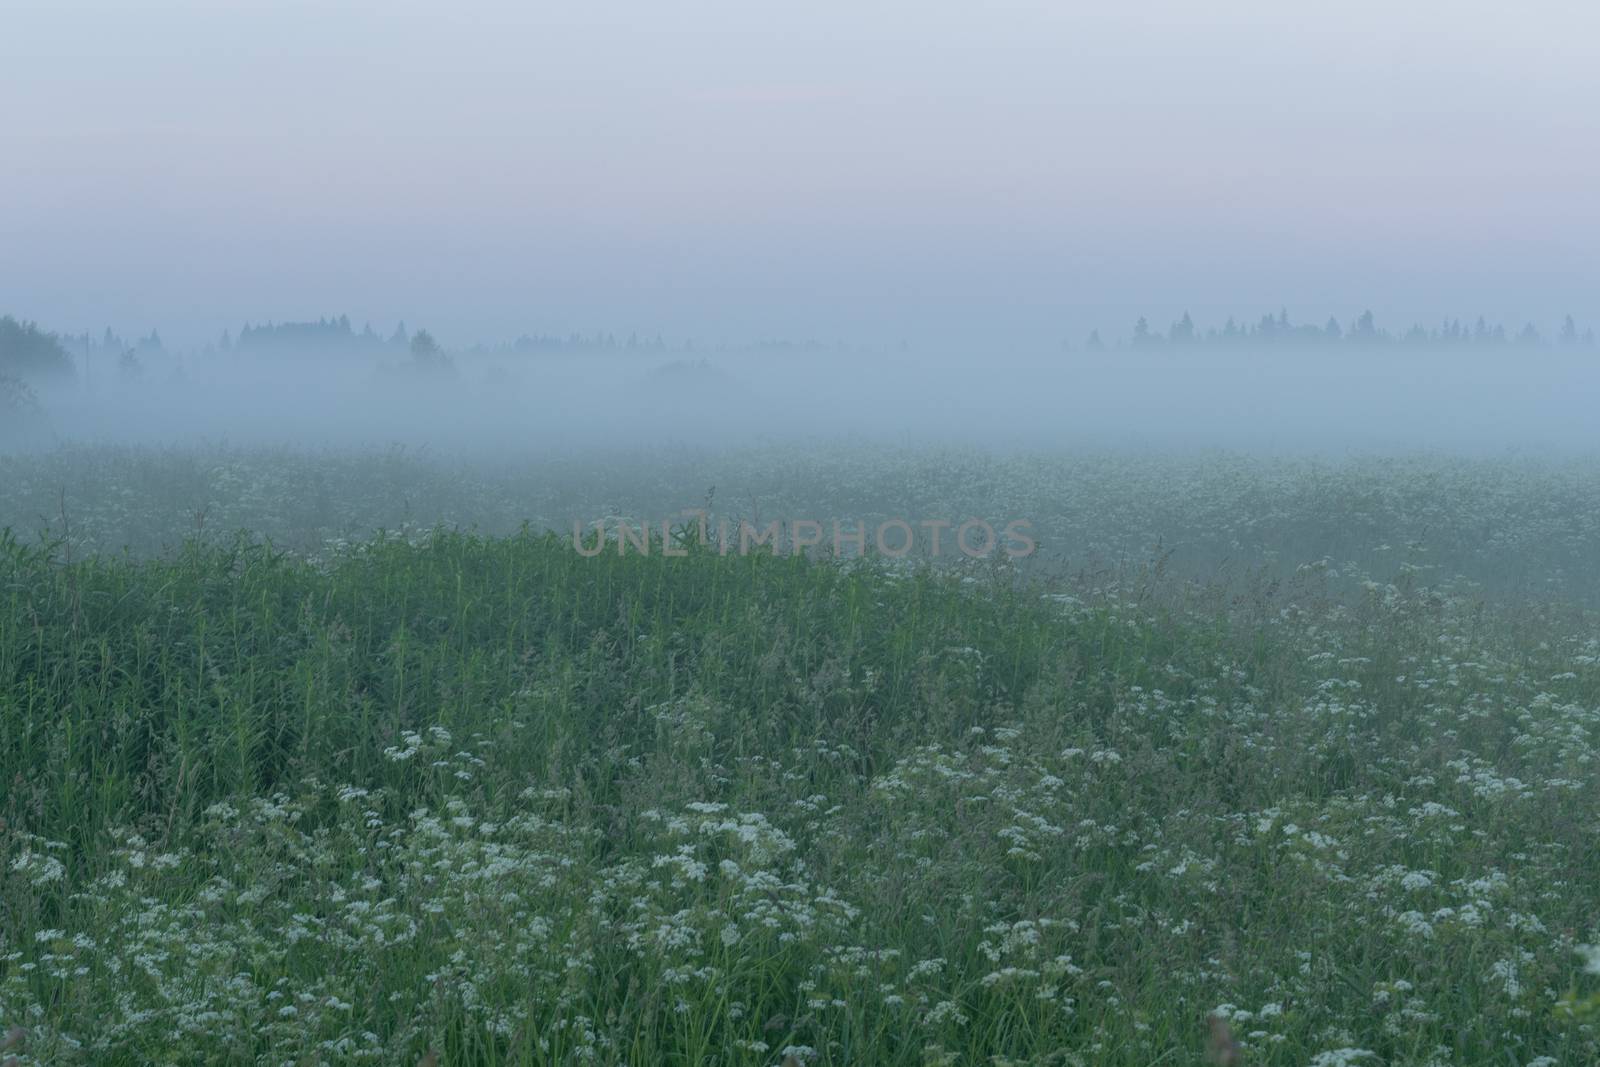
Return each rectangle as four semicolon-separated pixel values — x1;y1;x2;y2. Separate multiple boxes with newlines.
2;446;1599;1065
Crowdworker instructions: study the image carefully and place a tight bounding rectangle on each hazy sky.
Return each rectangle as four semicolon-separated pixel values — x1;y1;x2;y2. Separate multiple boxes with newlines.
5;0;1598;348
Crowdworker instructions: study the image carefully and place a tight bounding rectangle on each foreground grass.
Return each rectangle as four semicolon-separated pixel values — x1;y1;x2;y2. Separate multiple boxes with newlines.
1;528;1599;1064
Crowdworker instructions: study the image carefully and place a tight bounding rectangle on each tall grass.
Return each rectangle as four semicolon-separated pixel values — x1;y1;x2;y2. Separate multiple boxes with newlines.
1;484;1598;1063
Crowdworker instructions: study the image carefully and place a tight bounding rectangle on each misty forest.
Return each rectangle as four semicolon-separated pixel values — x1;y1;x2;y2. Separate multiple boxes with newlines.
6;1;1600;1063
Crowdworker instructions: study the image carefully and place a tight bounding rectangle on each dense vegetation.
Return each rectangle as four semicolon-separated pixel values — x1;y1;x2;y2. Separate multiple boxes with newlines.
4;445;1599;604
2;447;1599;1064
0;319;70;438
0;318;74;385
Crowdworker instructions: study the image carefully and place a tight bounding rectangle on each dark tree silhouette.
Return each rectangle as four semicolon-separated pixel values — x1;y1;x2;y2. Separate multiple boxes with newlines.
1351;310;1378;341
0;315;75;383
1132;317;1154;348
1169;311;1195;344
406;329;456;378
410;329;441;360
1095;307;1580;351
117;349;144;384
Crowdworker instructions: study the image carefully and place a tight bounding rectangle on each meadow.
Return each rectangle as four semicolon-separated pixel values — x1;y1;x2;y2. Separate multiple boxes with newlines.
1;443;1598;1065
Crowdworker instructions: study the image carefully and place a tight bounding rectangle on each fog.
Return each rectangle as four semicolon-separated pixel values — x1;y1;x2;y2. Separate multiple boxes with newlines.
5;321;1598;458
5;2;1599;456
6;1;1600;352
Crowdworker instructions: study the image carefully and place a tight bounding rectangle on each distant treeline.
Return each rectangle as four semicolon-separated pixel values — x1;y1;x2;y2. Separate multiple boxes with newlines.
232;315;396;352
1085;309;1597;351
229;319;841;357
6;306;1600;400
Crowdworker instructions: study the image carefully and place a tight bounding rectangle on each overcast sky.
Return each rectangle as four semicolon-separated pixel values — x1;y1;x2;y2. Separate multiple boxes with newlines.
5;0;1598;349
